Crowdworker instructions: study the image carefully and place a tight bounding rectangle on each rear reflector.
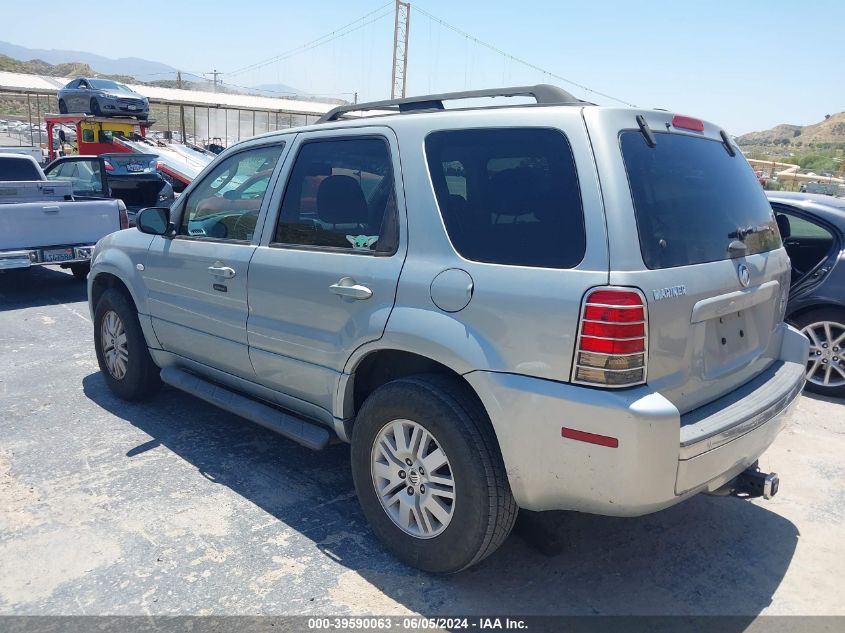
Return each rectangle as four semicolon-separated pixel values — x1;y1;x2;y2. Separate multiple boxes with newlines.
561;427;619;448
671;114;704;132
572;288;648;388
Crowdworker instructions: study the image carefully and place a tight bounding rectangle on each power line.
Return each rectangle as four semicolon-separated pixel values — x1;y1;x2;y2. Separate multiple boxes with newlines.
227;2;394;78
414;5;636;107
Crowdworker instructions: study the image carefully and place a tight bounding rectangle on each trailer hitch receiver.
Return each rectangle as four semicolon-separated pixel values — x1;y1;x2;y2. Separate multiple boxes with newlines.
732;463;779;500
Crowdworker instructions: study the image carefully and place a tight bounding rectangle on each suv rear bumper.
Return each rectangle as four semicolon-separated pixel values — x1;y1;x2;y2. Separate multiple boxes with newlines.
465;323;808;515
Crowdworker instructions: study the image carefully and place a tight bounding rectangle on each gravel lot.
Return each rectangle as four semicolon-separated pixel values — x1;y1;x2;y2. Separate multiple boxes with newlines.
1;266;843;617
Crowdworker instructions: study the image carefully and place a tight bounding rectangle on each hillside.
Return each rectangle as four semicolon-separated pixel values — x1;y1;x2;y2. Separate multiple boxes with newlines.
0;41;186;81
0;53;136;84
738;112;845;148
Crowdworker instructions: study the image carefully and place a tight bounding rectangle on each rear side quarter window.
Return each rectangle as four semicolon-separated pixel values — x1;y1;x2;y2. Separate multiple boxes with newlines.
425;128;585;269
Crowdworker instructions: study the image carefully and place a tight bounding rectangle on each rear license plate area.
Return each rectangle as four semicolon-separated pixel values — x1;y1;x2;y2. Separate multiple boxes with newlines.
42;247;74;263
702;310;762;377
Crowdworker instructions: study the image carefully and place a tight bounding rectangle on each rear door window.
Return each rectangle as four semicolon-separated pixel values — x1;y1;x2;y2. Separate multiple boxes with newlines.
0;157;41;181
620;132;781;269
425;128;585;269
273;137;398;255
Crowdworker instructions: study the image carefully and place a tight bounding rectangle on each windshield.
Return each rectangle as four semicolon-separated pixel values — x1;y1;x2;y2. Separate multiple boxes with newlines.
621;131;781;270
88;79;130;91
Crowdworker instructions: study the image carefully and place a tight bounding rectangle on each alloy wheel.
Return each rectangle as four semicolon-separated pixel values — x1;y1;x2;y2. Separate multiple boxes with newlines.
370;419;456;539
101;310;128;380
801;320;845;388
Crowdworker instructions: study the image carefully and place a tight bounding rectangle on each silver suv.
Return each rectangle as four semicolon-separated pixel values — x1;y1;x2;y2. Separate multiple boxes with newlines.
88;85;808;573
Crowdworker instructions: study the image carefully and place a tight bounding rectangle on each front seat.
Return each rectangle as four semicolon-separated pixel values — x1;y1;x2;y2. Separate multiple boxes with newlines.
316;175;369;230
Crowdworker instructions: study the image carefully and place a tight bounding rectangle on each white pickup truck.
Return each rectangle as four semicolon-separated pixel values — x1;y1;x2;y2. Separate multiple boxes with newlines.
0;153;127;280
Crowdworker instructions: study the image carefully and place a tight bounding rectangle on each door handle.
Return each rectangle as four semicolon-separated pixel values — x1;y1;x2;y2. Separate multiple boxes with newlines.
208;265;236;279
42;206;60;213
329;277;372;300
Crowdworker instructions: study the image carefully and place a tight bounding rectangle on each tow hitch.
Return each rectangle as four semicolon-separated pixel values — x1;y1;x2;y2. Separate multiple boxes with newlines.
732;463;779;499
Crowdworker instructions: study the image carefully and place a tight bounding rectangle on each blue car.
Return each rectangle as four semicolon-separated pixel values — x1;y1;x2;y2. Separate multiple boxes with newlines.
57;78;149;120
768;191;845;397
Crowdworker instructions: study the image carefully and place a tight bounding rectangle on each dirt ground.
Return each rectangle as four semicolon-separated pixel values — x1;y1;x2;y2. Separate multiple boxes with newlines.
1;266;843;617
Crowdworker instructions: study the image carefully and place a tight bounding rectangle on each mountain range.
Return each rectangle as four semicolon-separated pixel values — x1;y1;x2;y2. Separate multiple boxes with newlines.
0;41;305;98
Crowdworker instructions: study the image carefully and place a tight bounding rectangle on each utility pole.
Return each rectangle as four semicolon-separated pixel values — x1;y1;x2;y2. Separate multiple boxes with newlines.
177;71;187;143
390;0;411;99
206;69;222;92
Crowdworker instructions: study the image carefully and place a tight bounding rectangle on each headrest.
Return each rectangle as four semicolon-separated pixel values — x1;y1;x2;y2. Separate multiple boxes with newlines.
316;175;368;225
776;214;791;239
488;166;566;222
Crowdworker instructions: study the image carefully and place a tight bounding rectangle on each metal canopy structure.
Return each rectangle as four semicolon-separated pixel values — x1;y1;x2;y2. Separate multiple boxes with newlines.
0;71;338;116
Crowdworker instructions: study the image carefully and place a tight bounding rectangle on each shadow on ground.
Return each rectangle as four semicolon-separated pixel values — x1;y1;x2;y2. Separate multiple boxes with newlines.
0;266;87;310
83;370;799;620
802;390;844;406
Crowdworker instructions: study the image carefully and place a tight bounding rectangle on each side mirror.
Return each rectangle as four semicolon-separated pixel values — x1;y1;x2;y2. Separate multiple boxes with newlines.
137;207;173;236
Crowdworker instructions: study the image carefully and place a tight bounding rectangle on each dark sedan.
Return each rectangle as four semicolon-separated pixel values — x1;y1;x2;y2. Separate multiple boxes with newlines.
57;78;149;120
768;191;845;397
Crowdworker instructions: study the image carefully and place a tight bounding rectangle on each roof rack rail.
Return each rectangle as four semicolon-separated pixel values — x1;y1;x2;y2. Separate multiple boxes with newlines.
317;84;584;123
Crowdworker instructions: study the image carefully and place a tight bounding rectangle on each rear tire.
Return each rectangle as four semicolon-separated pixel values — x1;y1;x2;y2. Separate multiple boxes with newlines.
93;288;161;401
70;263;89;281
791;307;845;398
350;374;517;573
58;99;68;114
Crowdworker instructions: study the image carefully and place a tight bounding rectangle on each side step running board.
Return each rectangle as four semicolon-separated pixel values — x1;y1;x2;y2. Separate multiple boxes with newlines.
160;367;331;450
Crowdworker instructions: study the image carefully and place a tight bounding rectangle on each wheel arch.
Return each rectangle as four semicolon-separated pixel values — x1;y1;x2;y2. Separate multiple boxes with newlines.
787;300;845;326
337;347;500;452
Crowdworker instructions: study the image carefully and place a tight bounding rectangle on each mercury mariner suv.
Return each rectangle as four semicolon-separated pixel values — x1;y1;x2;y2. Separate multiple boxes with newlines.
87;85;808;573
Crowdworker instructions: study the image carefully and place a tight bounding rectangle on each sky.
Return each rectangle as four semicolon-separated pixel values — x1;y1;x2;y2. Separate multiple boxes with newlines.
3;0;843;134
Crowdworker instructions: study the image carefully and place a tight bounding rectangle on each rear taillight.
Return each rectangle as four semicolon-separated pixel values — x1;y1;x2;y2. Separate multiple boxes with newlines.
573;288;647;387
118;199;129;230
103;159;114;171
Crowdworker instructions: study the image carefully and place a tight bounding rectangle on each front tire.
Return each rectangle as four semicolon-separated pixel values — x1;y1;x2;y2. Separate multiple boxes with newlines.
93;288;161;400
792;307;845;397
351;374;517;573
90;98;102;116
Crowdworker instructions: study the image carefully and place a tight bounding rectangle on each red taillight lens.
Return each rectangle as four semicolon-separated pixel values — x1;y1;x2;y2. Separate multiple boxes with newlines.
586;290;642;306
573;288;647;388
584;305;645;322
580;336;645;355
103;159;114;171
581;321;644;339
671;114;704;132
118;200;129;230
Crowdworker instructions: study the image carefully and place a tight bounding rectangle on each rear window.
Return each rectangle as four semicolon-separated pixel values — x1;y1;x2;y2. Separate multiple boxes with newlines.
621;131;781;269
425;128;585;269
0;157;41;181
